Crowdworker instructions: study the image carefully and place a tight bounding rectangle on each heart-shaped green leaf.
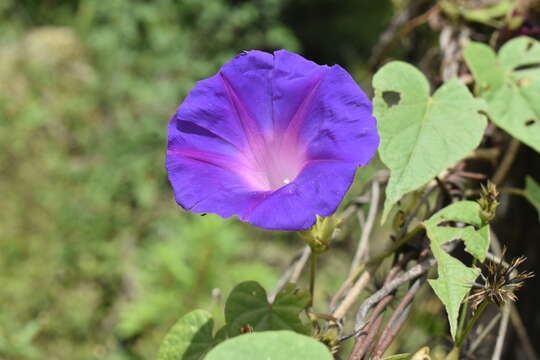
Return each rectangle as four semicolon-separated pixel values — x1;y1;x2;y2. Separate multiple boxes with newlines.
225;281;310;336
204;331;333;360
158;310;215;360
464;37;540;153
373;61;487;220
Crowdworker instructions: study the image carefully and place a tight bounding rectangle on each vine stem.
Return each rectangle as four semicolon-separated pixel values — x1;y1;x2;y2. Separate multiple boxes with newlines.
455;300;489;350
456;297;469;343
269;246;311;302
456;259;477;340
354;256;436;330
330;224;424;313
492;304;510;360
332;271;371;320
330;184;436;313
309;250;317;308
492;138;520;185
349;181;380;276
467;313;501;355
371;277;424;359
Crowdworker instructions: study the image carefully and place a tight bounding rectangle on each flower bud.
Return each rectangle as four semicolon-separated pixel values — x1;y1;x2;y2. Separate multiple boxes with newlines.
478;181;499;224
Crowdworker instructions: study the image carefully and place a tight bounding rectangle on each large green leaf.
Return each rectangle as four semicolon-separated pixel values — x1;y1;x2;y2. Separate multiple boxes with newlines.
525;176;540;220
158;310;215;360
464;37;540;153
423;201;489;340
373;61;487;220
205;331;333;360
225;281;310;336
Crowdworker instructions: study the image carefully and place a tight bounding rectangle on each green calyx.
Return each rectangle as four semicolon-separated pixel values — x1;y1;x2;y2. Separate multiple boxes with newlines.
299;215;340;254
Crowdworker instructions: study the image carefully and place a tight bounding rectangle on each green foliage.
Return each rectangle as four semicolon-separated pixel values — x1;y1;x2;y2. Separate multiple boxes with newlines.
115;217;281;340
373;61;487;220
424;201;489;340
225;282;310;337
158;282;313;358
462;1;513;27
525;176;540;220
2;0;537;358
425;201;490;262
464;37;540;153
204;331;333;360
0;0;295;358
381;354;411;360
440;0;513;27
158;310;214;360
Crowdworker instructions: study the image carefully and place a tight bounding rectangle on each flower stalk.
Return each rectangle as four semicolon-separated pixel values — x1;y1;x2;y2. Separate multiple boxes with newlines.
299;215;340;308
309;250;317;309
456;300;489;349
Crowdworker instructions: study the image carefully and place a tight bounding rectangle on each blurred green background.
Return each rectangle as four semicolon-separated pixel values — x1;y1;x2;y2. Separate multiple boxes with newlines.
0;1;395;359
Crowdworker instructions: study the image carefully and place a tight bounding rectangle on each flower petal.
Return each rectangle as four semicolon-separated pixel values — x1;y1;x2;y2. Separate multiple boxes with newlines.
292;65;379;165
271;50;328;135
166;153;265;218
168;113;244;161
244;160;357;230
172;51;279;179
173;74;248;153
218;50;274;142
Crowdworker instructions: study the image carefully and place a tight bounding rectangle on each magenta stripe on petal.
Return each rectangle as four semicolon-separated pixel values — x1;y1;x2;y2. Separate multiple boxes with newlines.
166;50;379;231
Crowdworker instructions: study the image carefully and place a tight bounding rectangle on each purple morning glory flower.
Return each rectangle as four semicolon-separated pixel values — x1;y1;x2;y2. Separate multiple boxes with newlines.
166;50;379;231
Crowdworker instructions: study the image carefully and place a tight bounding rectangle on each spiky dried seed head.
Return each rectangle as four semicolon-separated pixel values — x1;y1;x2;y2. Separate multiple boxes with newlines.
468;249;534;309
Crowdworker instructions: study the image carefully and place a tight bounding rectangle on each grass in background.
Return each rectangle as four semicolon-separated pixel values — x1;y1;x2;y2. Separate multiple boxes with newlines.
0;1;296;358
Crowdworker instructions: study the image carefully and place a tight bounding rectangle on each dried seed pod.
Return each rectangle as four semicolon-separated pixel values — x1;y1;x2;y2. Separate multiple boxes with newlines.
468;249;534;309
